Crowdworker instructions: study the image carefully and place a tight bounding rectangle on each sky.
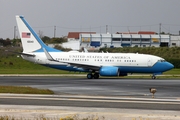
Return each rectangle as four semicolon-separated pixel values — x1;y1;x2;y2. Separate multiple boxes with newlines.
1;0;180;39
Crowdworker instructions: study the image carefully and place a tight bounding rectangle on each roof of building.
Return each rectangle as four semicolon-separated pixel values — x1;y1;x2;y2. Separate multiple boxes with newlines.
68;32;96;39
116;31;156;35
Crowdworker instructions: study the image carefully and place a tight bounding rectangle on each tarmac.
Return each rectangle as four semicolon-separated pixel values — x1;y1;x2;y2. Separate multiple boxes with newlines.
0;105;179;120
0;75;179;120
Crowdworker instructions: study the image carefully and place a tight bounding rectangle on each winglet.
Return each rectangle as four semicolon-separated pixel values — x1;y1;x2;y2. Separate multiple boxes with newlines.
83;47;88;53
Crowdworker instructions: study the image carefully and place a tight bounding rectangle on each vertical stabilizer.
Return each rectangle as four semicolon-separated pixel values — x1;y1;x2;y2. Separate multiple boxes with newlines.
16;15;61;53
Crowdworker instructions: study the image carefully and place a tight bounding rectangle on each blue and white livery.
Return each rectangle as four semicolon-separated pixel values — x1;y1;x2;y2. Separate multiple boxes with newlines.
16;15;174;79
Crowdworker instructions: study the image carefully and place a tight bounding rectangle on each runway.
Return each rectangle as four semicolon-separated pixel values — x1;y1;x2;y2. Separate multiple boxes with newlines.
0;76;180;110
0;76;180;119
0;76;180;98
0;94;180;110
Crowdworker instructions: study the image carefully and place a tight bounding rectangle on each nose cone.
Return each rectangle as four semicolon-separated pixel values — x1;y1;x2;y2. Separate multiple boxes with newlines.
164;62;174;71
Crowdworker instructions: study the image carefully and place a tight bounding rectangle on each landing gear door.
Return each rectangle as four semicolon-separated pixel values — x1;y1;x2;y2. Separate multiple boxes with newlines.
147;58;152;67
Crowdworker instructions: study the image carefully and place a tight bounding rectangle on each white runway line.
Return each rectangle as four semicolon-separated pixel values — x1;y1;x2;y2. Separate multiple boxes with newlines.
0;94;180;104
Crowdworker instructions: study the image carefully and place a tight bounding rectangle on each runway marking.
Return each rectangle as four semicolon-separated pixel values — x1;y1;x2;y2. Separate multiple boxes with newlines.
0;94;180;105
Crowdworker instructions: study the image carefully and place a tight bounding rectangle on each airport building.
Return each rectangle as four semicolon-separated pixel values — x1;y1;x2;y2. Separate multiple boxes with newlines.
66;31;180;50
170;35;180;47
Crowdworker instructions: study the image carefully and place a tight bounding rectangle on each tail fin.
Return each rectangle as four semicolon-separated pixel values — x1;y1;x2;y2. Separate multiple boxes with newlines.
16;15;61;53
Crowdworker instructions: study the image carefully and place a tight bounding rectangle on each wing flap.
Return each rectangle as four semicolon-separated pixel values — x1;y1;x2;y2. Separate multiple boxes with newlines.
67;63;100;71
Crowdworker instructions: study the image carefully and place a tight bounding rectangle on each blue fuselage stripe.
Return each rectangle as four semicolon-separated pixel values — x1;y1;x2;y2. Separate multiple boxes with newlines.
42;62;172;74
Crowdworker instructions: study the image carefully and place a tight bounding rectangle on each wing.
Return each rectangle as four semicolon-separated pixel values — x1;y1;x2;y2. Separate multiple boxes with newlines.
64;62;101;71
43;48;100;71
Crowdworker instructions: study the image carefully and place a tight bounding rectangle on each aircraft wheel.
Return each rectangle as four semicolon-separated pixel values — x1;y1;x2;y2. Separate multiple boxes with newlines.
152;76;156;79
87;73;93;79
94;73;99;79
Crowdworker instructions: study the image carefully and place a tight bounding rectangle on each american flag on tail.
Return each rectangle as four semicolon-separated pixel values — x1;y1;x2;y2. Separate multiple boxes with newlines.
22;32;31;38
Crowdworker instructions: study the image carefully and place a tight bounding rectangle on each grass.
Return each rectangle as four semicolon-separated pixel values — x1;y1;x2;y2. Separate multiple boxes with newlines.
163;68;180;75
0;86;54;94
0;68;68;74
0;55;84;74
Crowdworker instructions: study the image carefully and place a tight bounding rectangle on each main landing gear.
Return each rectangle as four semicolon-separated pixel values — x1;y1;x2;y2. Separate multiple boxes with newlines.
152;75;156;79
87;73;99;79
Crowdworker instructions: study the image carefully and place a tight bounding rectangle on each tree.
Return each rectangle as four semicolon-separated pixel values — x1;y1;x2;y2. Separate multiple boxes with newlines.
50;37;67;43
54;44;71;51
0;38;12;46
4;38;11;46
0;38;3;46
12;38;21;47
41;36;51;43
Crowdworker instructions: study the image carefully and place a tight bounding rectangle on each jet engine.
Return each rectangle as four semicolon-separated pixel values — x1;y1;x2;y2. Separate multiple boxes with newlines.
99;66;119;76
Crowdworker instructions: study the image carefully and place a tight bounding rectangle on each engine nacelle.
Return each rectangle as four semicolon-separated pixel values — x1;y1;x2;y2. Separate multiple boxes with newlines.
99;66;119;76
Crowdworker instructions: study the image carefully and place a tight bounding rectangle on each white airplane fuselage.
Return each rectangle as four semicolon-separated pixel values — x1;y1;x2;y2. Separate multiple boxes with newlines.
22;51;173;74
16;15;174;79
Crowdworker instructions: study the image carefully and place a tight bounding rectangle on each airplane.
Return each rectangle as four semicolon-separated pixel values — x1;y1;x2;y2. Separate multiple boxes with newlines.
16;15;174;79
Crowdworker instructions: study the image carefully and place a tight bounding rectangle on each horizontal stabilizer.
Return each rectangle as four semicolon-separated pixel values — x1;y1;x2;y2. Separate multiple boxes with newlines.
21;53;35;57
5;50;35;57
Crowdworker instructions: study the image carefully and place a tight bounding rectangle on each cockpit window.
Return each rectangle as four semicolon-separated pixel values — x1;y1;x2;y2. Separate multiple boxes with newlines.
158;59;166;62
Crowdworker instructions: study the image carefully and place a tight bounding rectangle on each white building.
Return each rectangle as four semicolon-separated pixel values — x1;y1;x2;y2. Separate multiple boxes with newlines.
80;33;171;49
66;32;96;50
62;40;80;50
63;31;180;50
170;35;180;47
